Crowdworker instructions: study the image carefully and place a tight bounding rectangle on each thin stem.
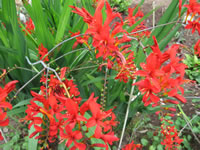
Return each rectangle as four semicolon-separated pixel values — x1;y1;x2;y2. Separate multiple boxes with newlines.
178;114;198;136
181;113;200;144
118;79;137;150
42;33;87;61
70;65;99;72
0;128;7;143
12;68;45;100
129;21;180;35
177;104;192;127
49;48;88;65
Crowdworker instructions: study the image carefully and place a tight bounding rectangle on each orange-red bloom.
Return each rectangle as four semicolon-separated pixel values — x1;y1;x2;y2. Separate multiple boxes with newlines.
23;18;35;35
0;80;18;140
134;36;187;107
194;39;200;56
37;43;49;62
122;141;142;150
185;19;200;35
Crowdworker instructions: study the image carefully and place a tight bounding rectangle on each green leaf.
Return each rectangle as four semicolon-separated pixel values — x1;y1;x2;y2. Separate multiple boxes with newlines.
55;0;74;43
157;144;164;150
31;0;55;48
159;23;182;50
150;0;179;38
0;27;9;47
28;125;38;150
141;138;148;146
12;98;31;109
85;74;103;90
0;45;17;54
7;106;27;115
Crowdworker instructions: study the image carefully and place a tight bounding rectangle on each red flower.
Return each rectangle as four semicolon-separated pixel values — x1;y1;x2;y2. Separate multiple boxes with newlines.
134;37;187;107
115;51;136;83
122;141;142;150
70;6;93;24
86;100;108;129
70;31;89;49
60;125;86;150
185;20;200;35
37;43;49;62
0;80;18;127
161;124;183;149
24;18;35;35
194;39;200;56
80;92;98;115
93;127;119;150
183;0;200;15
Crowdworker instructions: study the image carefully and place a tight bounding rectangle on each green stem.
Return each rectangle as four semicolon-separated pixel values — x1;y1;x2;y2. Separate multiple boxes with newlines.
177;104;192;127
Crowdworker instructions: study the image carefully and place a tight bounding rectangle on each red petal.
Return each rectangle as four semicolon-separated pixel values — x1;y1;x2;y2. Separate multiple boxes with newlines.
65;98;78;115
4;80;18;94
174;94;187;103
0;102;12;110
0;118;9;126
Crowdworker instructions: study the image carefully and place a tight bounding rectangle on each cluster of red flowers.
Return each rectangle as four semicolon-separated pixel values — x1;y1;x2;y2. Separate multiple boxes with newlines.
122;140;142;150
37;43;49;62
160;118;183;150
134;36;187;108
133;36;188;149
70;0;150;83
0;70;18;140
24;67;119;149
125;7;150;38
179;0;200;57
183;0;200;35
23;18;35;35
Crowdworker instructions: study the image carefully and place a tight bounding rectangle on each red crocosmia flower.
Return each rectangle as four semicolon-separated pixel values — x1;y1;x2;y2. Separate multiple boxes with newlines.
37;43;49;62
70;31;89;49
161;124;183;149
122;141;142;150
184;0;200;15
134;79;161;106
24;18;35;35
0;80;18;127
115;51;136;83
0;80;18;101
103;113;119;132
57;97;87;127
134;36;187;107
93;127;119;150
185;20;200;35
80;92;98;115
70;6;93;24
194;39;200;56
60;125;86;150
86;100;111;130
0;109;10;127
29;125;43;138
71;0;129;61
125;7;149;38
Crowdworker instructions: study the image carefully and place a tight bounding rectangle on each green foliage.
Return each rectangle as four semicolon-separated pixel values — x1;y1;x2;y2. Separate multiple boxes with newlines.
109;0;132;13
183;54;200;83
